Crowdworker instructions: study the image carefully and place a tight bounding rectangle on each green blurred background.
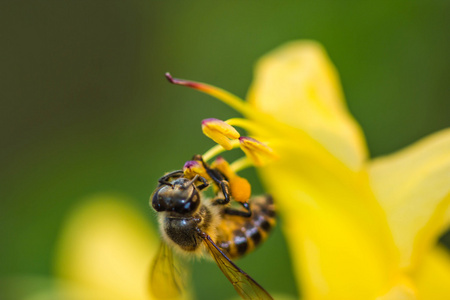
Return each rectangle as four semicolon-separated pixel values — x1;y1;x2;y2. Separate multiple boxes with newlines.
1;1;449;299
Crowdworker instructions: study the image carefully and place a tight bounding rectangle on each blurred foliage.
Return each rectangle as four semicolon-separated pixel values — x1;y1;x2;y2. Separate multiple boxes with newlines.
0;1;449;300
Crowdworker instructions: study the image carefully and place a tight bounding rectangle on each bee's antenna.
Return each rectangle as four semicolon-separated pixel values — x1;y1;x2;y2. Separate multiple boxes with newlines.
184;175;199;189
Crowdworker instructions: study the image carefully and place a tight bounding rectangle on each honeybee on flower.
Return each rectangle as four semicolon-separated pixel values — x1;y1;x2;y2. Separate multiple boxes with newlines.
48;41;449;300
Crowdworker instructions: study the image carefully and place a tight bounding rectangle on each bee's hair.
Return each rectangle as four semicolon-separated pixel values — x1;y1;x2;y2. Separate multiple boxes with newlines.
158;197;222;259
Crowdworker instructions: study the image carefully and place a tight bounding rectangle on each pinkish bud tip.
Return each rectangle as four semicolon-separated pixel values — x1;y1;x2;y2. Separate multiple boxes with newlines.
165;72;175;83
164;73;202;89
201;118;219;126
239;136;262;144
183;160;199;169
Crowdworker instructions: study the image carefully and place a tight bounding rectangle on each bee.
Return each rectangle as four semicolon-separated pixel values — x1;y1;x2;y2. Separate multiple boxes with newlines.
149;155;275;300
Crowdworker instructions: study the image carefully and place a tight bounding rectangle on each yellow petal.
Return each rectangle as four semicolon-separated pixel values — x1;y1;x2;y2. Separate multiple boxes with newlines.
369;128;450;271
258;141;398;300
376;276;417;300
54;194;159;300
247;40;367;171
414;246;450;300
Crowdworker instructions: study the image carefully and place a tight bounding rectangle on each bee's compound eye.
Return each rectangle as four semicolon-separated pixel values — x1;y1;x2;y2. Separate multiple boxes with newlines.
182;201;194;211
185;191;200;212
172;189;199;214
151;191;166;212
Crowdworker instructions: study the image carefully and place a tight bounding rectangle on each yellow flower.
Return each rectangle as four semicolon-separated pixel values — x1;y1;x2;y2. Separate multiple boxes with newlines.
166;41;450;300
34;195;162;300
29;41;449;300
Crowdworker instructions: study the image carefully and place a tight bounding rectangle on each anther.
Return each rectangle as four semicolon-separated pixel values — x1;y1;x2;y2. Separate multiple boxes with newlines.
202;118;240;150
239;137;278;166
183;160;209;180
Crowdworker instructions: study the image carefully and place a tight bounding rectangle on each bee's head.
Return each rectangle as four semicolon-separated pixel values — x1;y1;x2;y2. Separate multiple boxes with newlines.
151;177;201;214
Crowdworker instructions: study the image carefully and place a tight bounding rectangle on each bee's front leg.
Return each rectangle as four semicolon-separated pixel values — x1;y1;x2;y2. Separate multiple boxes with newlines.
158;170;184;186
195;175;210;191
213;180;231;205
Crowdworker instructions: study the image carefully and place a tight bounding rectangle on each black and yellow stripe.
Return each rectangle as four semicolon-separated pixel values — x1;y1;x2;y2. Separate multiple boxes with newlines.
216;195;276;259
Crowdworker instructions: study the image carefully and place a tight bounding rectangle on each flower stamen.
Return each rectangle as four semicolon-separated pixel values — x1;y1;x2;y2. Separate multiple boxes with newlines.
202;140;241;162
239;136;278;166
183;160;209;180
165;73;255;117
202;118;240;150
229;156;253;173
225;118;271;137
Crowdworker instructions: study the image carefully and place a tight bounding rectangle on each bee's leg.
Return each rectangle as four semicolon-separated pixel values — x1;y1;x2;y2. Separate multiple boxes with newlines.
196;175;210;191
195;227;207;239
223;202;252;218
194;155;232;204
213;180;231;205
158;170;183;185
198;155;231;204
186;174;210;191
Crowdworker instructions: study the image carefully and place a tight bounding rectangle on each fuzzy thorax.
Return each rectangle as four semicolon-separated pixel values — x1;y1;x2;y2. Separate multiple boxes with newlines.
157;198;222;258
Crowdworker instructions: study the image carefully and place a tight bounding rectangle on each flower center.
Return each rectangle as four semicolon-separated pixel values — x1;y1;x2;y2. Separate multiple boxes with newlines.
166;73;279;205
165;73;278;172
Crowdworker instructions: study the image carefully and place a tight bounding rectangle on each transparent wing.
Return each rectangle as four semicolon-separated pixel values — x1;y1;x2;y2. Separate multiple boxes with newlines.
203;234;273;300
150;241;184;299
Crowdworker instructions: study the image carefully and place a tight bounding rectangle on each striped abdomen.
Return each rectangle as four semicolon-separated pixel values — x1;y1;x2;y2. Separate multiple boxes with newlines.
215;195;276;259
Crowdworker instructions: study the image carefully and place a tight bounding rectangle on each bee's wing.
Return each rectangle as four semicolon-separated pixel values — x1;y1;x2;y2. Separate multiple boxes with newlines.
202;234;273;300
150;241;184;299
